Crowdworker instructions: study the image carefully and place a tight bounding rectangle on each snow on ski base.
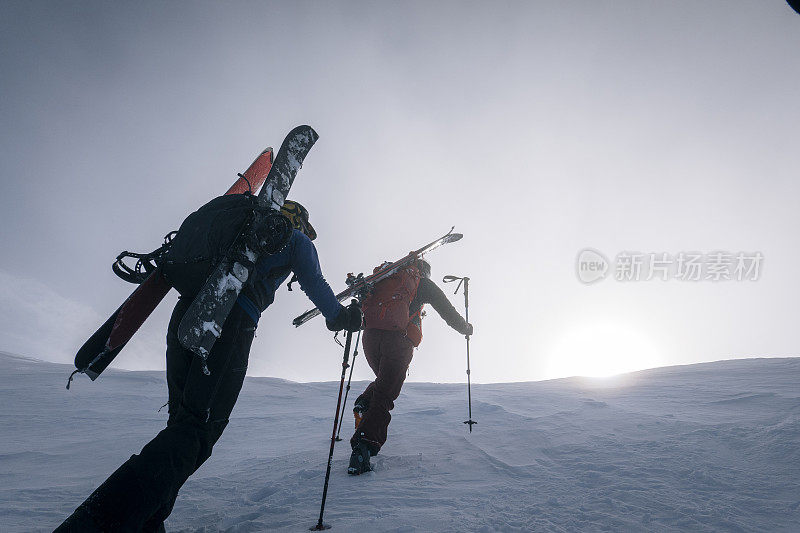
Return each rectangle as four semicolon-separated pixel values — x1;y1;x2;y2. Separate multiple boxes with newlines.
1;353;798;532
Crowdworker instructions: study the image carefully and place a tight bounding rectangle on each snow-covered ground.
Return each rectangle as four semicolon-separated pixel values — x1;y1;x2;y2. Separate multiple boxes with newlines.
1;352;799;532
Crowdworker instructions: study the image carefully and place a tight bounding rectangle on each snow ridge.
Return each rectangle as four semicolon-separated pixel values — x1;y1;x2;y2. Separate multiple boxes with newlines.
0;354;798;532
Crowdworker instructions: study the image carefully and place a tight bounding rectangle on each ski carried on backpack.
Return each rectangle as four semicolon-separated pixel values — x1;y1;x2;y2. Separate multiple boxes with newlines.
177;126;319;371
68;147;275;387
292;227;463;327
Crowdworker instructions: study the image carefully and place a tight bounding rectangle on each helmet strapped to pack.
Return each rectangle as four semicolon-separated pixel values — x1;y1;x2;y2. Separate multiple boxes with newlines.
416;258;431;279
280;200;317;240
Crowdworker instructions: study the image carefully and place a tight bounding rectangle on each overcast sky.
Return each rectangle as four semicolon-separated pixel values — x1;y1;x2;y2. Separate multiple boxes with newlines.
1;1;799;383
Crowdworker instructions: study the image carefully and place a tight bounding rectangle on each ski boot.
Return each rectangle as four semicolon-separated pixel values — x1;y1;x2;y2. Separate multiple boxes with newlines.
353;396;369;429
348;440;373;475
353;406;364;429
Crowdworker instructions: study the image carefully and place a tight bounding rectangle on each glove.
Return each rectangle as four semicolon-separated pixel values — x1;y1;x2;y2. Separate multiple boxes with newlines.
326;302;363;332
464;323;474;336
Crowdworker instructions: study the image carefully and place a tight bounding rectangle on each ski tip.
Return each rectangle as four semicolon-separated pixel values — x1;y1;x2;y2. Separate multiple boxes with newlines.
449;233;464;242
290;125;319;142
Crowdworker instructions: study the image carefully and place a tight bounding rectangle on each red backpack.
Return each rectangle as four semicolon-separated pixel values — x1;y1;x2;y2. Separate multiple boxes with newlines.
362;263;422;332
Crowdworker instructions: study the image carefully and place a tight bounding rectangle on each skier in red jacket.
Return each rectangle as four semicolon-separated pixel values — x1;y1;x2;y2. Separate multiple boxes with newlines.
348;258;472;475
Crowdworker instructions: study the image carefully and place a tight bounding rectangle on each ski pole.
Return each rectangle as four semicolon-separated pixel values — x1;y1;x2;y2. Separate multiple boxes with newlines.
311;301;357;531
443;275;476;432
335;327;362;441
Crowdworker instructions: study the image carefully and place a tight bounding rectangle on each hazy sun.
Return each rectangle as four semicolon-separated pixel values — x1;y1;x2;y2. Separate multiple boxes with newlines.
545;323;661;379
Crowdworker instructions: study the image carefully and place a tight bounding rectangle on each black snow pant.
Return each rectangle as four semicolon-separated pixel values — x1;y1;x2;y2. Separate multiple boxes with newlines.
56;297;255;532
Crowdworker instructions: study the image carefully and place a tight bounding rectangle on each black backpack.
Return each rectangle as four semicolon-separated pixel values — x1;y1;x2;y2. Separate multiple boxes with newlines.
113;193;291;297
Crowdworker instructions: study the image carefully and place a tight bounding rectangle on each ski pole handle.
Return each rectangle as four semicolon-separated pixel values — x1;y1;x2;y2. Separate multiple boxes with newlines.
443;274;466;296
444;275;471;339
444;275;469;312
463;277;469;332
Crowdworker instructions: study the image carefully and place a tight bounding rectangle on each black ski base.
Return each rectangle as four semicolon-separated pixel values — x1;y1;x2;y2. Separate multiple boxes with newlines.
71;306;124;385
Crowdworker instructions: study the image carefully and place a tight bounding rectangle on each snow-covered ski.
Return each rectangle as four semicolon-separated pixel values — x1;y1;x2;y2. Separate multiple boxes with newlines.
292;227;463;327
69;147;275;385
178;126;318;369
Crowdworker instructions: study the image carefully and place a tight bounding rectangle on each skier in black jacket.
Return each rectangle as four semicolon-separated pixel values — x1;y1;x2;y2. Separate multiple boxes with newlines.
57;201;362;532
348;259;472;475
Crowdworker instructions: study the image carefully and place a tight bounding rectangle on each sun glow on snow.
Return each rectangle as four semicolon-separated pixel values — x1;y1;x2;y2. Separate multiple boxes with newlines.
545;323;661;379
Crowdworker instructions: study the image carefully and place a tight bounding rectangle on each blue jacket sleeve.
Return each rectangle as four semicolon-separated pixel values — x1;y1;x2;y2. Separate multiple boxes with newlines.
289;231;343;321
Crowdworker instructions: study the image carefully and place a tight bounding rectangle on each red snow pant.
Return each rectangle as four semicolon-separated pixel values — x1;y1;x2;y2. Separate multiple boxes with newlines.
350;328;415;453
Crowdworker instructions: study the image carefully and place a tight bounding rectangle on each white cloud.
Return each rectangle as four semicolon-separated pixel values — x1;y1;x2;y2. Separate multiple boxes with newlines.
0;268;172;373
0;269;104;363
